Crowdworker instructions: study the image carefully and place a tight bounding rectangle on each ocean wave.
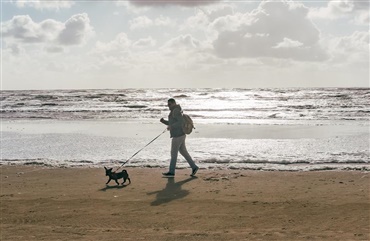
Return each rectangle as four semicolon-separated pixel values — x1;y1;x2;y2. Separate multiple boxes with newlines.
2;158;369;172
2;88;369;122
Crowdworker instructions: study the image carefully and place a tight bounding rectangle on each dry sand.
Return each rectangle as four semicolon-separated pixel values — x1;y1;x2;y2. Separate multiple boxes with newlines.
1;166;369;241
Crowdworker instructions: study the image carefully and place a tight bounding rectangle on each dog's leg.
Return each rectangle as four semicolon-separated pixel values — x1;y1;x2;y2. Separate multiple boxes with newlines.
106;178;111;185
122;178;126;185
128;177;131;184
114;179;119;185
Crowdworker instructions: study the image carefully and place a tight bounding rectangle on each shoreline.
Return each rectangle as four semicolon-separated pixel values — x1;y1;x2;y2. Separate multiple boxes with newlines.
1;163;370;172
1;166;369;241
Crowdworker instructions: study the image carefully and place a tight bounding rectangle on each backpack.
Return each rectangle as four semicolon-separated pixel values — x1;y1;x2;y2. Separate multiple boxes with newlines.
182;113;195;135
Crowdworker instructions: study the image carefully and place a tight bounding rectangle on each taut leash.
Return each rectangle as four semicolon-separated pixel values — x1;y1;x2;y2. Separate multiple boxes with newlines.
114;128;167;172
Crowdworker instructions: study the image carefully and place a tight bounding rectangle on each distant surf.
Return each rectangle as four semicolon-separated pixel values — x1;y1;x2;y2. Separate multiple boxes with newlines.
2;88;369;122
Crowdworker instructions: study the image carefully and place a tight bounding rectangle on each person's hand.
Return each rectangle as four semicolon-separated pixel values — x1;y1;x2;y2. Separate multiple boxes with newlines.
167;126;171;131
160;118;164;123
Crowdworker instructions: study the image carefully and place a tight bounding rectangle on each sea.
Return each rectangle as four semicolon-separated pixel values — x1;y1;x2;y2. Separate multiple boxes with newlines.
1;88;369;171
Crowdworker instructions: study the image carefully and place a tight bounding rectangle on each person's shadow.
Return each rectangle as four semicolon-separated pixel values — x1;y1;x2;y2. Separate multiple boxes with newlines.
147;176;197;206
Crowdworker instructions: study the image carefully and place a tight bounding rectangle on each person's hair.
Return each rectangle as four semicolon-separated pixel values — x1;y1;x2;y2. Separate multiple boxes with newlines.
168;98;176;104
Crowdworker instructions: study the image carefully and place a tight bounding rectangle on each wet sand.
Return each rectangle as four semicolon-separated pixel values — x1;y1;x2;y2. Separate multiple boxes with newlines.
1;166;369;241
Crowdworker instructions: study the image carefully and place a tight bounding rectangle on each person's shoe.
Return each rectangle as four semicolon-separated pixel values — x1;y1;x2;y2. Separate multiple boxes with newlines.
162;172;175;177
191;167;199;176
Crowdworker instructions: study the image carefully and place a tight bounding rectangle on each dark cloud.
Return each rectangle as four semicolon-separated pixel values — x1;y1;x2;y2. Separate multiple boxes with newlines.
352;0;369;10
212;1;329;62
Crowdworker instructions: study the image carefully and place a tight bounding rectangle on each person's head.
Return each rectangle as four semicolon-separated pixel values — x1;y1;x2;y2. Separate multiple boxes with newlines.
167;98;176;109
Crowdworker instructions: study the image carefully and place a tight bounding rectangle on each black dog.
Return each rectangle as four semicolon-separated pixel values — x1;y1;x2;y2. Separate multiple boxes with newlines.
104;167;131;185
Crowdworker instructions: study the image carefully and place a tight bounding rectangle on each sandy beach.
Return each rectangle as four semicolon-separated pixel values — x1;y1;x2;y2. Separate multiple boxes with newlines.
1;166;369;241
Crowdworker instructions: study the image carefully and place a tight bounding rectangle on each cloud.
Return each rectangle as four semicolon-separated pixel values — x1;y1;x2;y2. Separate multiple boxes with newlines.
90;33;159;72
93;32;202;60
154;15;175;27
212;0;328;62
273;38;304;49
45;46;65;53
128;0;221;7
334;31;369;52
353;11;369;25
2;13;94;51
115;1;150;14
129;16;153;29
327;31;369;65
2;15;63;43
129;15;175;30
161;34;201;53
94;32;132;55
6;43;25;55
58;13;94;45
14;0;74;10
181;4;234;33
200;4;234;22
89;31;214;75
133;36;156;48
309;0;369;24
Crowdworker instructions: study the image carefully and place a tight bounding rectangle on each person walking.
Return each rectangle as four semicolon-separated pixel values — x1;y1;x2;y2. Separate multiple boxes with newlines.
160;98;199;177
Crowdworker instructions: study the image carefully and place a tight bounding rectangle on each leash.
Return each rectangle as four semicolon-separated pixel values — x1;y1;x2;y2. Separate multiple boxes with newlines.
114;128;167;172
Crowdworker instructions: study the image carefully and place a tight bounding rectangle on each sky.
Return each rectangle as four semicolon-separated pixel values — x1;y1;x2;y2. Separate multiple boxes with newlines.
1;0;369;90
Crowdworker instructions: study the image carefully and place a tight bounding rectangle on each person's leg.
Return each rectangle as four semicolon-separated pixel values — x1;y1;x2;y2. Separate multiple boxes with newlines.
169;136;183;174
179;136;198;170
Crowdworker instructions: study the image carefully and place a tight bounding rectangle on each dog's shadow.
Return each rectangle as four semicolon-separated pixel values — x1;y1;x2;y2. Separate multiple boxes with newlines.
147;176;197;206
99;184;130;192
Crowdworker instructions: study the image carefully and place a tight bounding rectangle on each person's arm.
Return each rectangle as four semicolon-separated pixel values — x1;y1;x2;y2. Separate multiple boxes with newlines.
160;118;169;125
